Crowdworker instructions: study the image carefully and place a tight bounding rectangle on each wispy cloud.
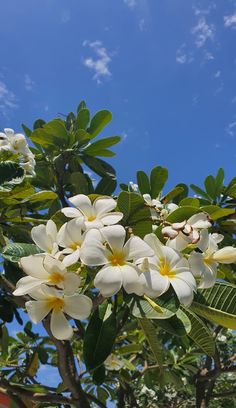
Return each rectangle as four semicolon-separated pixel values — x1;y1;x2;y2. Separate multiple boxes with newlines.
24;74;35;91
176;43;194;64
123;0;136;9
82;40;112;84
0;80;18;117
191;16;215;48
61;9;71;23
214;70;221;78
226;121;236;137
224;13;236;29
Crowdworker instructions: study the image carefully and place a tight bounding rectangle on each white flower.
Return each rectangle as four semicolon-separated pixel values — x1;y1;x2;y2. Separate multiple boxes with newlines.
31;220;58;255
80;225;154;297
143;194;178;221
104;354;124;371
0;128;32;156
57;218;99;266
25;285;92;340
137;234;196;306
129;181;139;192
163;213;211;251
189;230;236;289
21;156;36;176
13;255;80;296
61;194;123;229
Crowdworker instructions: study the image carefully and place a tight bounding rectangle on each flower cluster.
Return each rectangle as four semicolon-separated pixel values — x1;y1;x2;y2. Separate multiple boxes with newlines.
13;194;236;339
0;128;35;175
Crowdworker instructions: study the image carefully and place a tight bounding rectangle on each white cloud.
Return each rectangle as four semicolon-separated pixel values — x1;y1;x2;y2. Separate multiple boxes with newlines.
176;44;194;64
61;9;71;23
123;0;136;9
139;18;146;31
24;74;35;91
82;40;112;83
226;121;236;137
0;80;18;117
214;70;221;78
191;17;215;48
224;13;236;28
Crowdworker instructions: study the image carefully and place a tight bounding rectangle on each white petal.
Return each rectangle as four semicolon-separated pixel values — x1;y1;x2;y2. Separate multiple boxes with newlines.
139;268;169;298
31;225;52;252
63;272;81;295
121;264;143;295
101;225;126;252
170;279;194;307
80;243;108;266
160;246;182;269
94;196;117;216
144;234;164;258
43;255;66;275
20;255;49;279
69;194;93;217
174;271;196;290
64;294;92;319
84;220;104;229
46;220;57;241
162;226;179;239
167;233;190;251
66;218;84;243
124;236;154;261
83;228;103;245
26;300;51;323
188;213;211;229
197;230;209;252
99;212;123;225
94;265;123;297
61;207;84;218
189;252;205;277
62;249;81;267
13;276;46;296
50;309;73;340
212;247;236;264
143;194;152;205
198;264;217;289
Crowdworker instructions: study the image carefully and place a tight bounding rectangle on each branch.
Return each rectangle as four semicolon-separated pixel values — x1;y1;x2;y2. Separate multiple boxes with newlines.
43;316;90;408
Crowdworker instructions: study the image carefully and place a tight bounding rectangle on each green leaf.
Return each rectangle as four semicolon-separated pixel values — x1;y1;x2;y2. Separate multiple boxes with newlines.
82;155;116;178
95;176;117;195
191;282;236;330
117;192;144;221
77;100;87;112
84;136;121;156
76;108;90;130
138;319;163;367
117;344;142;355
201;205;235;220
162;186;184;204
150;166;168;198
83;301;117;370
69;172;90;195
93;365;105;385
23;191;58;204
0;162;24;185
215;168;224;196
0;325;9;359
182;307;215;357
136;171;150;195
190;184;210;200
30;119;69;148
88;110;112;138
130;289;179;320
2;243;42;262
179;197;200;207
204;175;216;200
166;206;201;223
157;309;191;336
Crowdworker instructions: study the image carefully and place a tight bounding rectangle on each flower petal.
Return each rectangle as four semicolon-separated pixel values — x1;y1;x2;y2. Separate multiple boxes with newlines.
62;249;81;267
94;197;117;216
69;194;93;217
167;233;190;251
20;255;49;279
101;225;126;252
139;267;169;298
189;252;205;277
43;255;66;276
31;225;53;252
212;247;236;264
50;309;73;340
99;212;123;225
61;207;84;218
80;243;107;266
46;220;57;241
198;264;217;289
26;300;51;323
197;230;209;252
63;272;81;295
13;276;46;296
124;236;154;261
121;264;143;295
64;294;92;319
94;265;123;297
170;279;194;307
188;213;211;229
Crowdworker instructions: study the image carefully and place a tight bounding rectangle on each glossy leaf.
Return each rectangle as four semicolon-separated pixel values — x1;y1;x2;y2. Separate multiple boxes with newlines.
88;110;112;138
150;166;168;198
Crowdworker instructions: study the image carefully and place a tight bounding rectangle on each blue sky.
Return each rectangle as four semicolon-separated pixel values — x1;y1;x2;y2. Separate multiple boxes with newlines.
1;0;236;190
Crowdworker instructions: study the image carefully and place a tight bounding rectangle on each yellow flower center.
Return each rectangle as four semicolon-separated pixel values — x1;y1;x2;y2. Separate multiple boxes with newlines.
47;297;65;312
48;272;65;285
108;252;125;266
159;258;176;278
204;256;214;266
70;241;81;250
87;215;96;222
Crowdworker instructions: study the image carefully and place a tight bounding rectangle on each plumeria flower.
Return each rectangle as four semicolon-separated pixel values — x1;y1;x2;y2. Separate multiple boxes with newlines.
137;234;196;306
163;213;212;251
25;285;92;340
80;225;154;297
13;255;80;296
104;354;124;371
31;220;58;255
21;156;36;176
143;194;178;221
0;128;32;156
61;194;123;229
189;230;236;289
57;218;93;266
